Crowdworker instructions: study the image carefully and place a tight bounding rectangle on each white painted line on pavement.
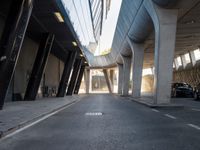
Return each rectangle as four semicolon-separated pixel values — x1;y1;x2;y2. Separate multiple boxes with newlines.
187;124;200;130
164;114;177;119
85;112;103;116
151;109;159;112
191;108;200;112
0;100;79;140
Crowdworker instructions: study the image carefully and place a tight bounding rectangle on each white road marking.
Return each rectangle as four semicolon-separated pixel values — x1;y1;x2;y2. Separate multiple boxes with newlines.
151;109;159;112
164;114;177;119
85;112;102;116
187;124;200;130
191;108;200;112
0;101;79;140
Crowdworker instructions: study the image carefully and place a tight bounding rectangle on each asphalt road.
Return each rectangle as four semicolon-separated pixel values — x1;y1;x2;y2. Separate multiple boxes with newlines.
1;94;200;150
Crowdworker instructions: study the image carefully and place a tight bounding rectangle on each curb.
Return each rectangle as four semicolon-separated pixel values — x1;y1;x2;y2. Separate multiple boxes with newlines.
118;95;184;109
0;98;79;139
130;98;184;108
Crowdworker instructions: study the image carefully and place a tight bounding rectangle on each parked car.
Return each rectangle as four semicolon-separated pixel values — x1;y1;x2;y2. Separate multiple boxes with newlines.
171;82;194;98
194;83;200;100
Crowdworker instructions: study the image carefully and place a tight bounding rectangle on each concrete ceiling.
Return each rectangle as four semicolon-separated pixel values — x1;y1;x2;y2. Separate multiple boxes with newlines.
0;0;87;62
143;0;200;68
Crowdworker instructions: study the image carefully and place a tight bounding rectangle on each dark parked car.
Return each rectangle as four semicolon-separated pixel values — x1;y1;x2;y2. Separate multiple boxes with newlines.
171;82;194;98
194;83;200;100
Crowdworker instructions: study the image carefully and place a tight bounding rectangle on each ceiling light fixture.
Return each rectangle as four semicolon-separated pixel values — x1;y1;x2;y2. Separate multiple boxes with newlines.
72;41;77;46
184;20;195;24
54;12;64;23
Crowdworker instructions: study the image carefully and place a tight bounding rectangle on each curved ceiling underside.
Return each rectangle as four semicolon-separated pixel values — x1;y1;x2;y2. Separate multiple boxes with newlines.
85;0;178;68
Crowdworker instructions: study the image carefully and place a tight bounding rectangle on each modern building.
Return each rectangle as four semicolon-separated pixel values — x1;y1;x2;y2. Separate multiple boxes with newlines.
0;0;200;110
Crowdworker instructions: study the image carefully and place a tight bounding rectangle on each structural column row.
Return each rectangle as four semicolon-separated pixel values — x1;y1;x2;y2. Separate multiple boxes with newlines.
66;59;83;95
117;1;178;105
0;0;34;109
24;33;55;100
0;0;86;110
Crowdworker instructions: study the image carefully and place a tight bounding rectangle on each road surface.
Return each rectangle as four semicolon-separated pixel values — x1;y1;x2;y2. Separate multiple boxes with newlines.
0;94;200;150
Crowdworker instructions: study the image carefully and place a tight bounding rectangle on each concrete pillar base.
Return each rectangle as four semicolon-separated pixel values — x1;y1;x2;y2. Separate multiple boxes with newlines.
121;55;131;96
84;69;90;94
145;0;178;104
103;69;113;93
117;64;123;95
127;37;144;98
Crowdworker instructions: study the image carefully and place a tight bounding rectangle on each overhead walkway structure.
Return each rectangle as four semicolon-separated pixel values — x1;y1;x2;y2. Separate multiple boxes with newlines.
84;0;200;105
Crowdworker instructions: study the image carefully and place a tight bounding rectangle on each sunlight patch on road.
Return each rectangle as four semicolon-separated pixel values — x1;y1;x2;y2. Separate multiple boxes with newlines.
164;114;177;120
187;124;200;130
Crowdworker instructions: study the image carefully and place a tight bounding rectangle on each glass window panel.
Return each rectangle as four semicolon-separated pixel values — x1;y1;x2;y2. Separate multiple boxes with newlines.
177;56;182;66
184;53;191;64
194;49;200;61
142;68;153;76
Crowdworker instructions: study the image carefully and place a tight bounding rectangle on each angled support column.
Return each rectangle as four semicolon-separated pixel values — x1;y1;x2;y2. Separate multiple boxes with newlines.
74;65;85;94
57;51;77;97
0;0;34;109
145;0;178;104
103;69;113;93
117;63;123;95
67;59;83;95
127;37;144;97
110;69;114;85
121;55;131;96
24;33;55;100
84;69;90;94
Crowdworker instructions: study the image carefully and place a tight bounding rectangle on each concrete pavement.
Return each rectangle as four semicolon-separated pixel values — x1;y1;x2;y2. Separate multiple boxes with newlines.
0;94;200;149
0;96;80;138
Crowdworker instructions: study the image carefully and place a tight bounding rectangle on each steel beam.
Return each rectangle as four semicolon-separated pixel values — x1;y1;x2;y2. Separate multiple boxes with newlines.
74;65;85;94
57;51;77;97
24;33;55;100
103;69;113;93
66;59;83;95
0;0;34;109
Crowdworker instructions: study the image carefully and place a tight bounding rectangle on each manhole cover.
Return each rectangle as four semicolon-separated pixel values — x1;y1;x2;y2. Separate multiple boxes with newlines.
85;112;103;116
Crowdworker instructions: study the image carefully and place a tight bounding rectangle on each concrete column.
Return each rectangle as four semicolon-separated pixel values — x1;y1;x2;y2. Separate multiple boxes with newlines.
127;38;144;97
57;51;77;97
121;56;131;96
67;59;83;95
74;65;85;94
117;64;123;95
103;69;113;93
0;0;34;109
145;0;178;104
24;33;55;100
84;69;90;94
189;51;196;66
110;70;114;85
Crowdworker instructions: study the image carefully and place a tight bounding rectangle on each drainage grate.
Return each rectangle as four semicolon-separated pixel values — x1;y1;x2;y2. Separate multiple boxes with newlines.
85;112;103;116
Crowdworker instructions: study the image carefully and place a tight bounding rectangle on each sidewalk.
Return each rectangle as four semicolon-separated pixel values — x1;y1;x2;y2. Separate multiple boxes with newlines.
129;95;200;108
0;96;80;138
